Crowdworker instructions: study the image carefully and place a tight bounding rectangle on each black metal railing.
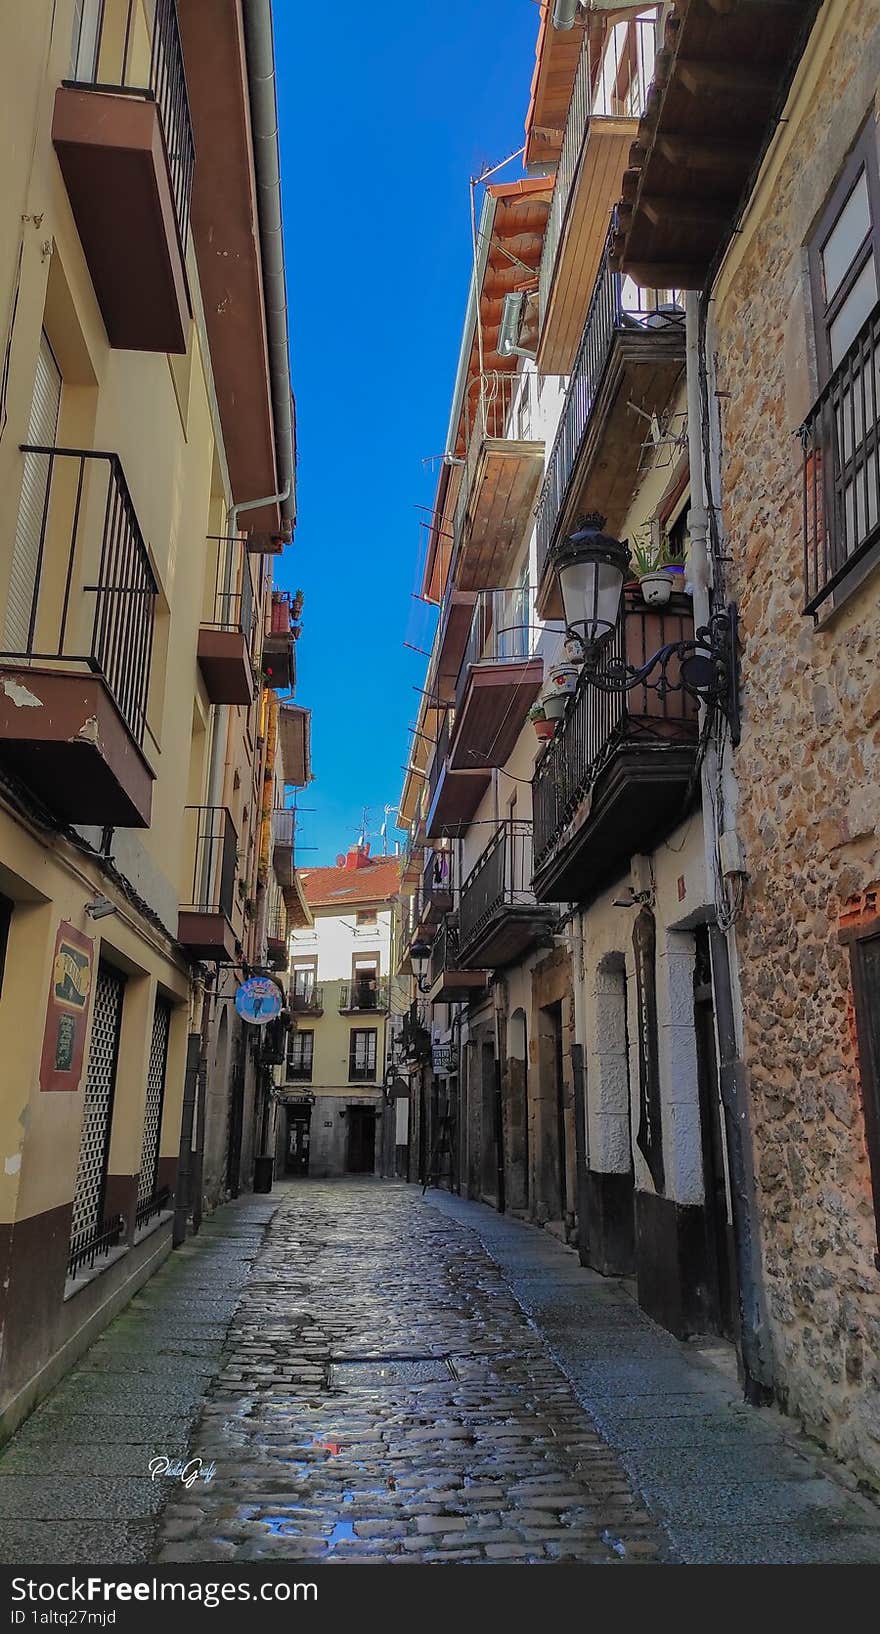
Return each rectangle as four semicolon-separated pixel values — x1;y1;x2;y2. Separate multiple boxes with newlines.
68;0;195;251
3;447;158;748
181;806;237;917
429;916;462;987
802;300;880;615
429;708;453;804
401;999;431;1061
67;1212;126;1280
339;977;389;1013
535;224;684;587
453;588;533;716
134;1186;171;1233
459;820;537;956
204;535;256;650
423;847;453;909
532;594;698;871
290;984;323;1015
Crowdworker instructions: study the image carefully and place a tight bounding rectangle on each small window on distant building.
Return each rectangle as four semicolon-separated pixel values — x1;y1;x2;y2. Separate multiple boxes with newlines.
287;1029;314;1081
356;909;377;926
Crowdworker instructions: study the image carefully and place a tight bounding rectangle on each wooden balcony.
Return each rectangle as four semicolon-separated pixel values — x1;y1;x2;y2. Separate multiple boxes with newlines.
435;589;477;704
458;821;555;972
452;375;544;593
427;916;489;1006
537;17;655;374
178;806;239;963
53;0;193;353
425;705;490;840
532;592;700;906
611;0;822;290
0;448;156;828
536;232;685;621
449;590;544;773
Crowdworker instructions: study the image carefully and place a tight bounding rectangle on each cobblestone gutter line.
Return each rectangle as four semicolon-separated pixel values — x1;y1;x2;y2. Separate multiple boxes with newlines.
0;1197;279;1566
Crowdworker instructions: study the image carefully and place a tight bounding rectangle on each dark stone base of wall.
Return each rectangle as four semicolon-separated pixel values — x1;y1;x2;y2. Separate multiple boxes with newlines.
635;1189;714;1339
585;1169;636;1276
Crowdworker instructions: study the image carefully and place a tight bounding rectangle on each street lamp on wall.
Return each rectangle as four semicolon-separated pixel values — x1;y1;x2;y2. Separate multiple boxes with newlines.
410;939;433;995
550;514;741;745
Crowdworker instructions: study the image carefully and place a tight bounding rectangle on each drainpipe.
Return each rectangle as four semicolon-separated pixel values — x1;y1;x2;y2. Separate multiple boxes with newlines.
242;1;295;531
685;292;771;1403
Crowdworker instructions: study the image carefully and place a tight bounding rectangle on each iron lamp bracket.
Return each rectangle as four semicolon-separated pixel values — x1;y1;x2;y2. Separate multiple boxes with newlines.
571;603;741;747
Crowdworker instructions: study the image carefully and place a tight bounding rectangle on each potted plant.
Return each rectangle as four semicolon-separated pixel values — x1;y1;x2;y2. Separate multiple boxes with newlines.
542;659;579;720
528;701;555;741
631;526;673;607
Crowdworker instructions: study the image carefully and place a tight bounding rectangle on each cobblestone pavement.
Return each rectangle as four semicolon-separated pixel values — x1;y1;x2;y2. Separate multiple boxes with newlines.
153;1180;665;1565
2;1179;880;1566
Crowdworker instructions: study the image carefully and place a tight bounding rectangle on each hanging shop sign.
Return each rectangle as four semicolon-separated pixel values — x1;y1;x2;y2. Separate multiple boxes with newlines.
432;1044;454;1073
632;907;665;1193
235;976;283;1025
40;921;94;1091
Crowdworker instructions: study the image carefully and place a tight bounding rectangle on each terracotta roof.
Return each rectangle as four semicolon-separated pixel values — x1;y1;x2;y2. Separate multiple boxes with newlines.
299;856;401;909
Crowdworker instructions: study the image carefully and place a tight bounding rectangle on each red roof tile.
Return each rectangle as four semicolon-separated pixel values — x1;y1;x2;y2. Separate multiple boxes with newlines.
299;856;401;909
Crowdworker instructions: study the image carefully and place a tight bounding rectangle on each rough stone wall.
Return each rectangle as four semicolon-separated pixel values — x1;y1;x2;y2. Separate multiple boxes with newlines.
714;4;880;1479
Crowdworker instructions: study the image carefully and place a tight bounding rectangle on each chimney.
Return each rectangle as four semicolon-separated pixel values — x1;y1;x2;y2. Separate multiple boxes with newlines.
344;842;371;871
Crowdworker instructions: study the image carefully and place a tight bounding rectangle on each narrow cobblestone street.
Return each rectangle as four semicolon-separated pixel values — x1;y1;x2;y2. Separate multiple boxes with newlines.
2;1180;880;1567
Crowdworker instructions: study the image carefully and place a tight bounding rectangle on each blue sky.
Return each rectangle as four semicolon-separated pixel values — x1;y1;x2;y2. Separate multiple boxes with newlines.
274;1;538;866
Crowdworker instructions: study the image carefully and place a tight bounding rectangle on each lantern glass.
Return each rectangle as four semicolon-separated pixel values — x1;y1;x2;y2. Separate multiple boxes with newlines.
552;516;630;653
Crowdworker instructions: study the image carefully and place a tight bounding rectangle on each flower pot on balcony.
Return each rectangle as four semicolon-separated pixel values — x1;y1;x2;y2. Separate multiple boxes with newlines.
639;571;673;608
533;717;556;741
542;661;579;720
562;634;585;664
663;562;686;592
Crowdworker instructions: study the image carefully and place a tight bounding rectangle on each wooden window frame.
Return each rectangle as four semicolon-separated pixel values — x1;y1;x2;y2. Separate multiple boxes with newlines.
287;1028;314;1081
0;895;12;1000
349;1027;377;1083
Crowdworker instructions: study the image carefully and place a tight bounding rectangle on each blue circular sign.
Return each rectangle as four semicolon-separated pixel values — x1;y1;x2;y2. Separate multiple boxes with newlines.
235;976;283;1025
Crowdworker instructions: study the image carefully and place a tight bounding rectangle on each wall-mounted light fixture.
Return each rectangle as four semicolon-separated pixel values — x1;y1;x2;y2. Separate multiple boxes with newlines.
550;514;741;744
410;939;433;995
85;894;117;920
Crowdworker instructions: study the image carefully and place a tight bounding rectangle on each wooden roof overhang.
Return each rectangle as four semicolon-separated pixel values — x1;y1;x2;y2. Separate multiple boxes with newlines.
421;180;551;601
610;0;825;289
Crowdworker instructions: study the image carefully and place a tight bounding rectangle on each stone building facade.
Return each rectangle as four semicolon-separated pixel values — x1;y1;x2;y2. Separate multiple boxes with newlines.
709;0;880;1475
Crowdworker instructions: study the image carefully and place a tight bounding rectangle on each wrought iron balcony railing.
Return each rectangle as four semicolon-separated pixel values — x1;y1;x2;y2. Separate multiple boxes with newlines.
67;0;194;251
532;595;698;873
3;447;158;749
535;228;684;589
538;14;657;320
181;806;237;919
203;535;256;647
453;588;533;716
450;371;524;563
802;299;880;615
423;847;453;908
290;984;323;1015
272;808;295;849
267;897;289;946
428;707;453;804
339;978;389;1013
458;820;538;958
429;916;461;987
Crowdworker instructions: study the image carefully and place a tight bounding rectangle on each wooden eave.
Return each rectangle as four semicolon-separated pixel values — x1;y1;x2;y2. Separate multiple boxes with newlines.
456;440;545;592
610;0;824;289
